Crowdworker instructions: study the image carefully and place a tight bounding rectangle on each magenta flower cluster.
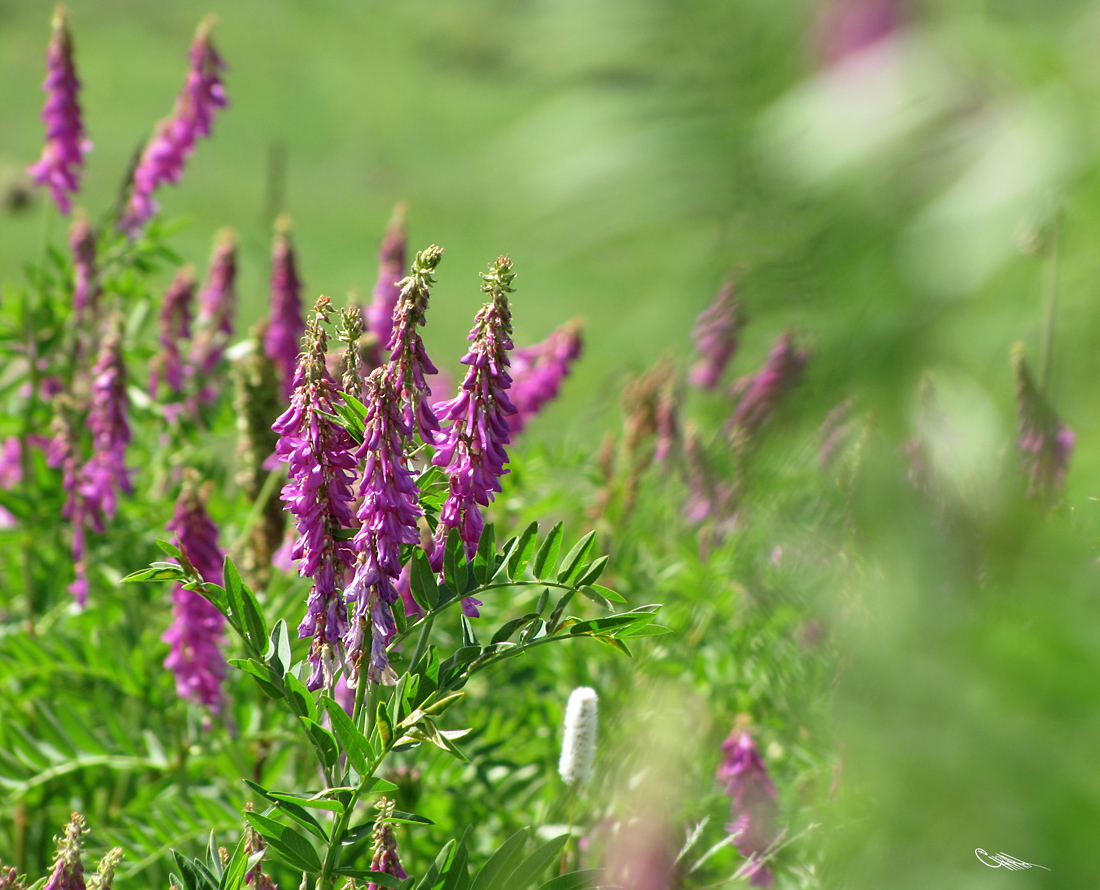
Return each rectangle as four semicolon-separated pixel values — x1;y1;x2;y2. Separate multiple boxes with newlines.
27;8;91;215
432;257;517;615
690;281;743;390
717;731;779;887
1013;348;1074;501
508;320;582;434
69;213;98;327
273;298;358;690
84;325;132;533
149;267;195;396
121;18;227;233
727;332;808;439
190;229;237;377
366;208;407;355
264;218;306;398
162;477;227;711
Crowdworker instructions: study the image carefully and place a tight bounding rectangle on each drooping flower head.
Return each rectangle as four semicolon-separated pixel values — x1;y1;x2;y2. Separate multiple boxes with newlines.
366;799;408;890
431;257;517;616
1013;344;1074;501
727;332;808;442
717;731;779;888
149;265;195;396
387;245;444;444
84;318;132;524
344;367;421;686
121;17;227;232
690;281;744;390
264;215;306;398
559;686;599;790
43;812;87;890
162;471;227;710
508;319;583;434
189;228;237;386
69;210;98;326
27;7;91;215
366;204;407;351
272;296;357;690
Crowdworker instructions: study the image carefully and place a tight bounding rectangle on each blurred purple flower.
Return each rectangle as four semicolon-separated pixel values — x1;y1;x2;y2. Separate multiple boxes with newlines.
69;211;98;326
272;297;357;690
264;216;305;398
162;475;227;711
727;333;808;441
189;228;237;386
85;321;131;525
150;266;195;396
682;424;736;552
388;245;444;444
366;205;406;352
27;7;91;215
717;731;779;887
432;257;517;616
690;281;744;389
508;319;583;434
43;812;87;890
121;17;227;232
815;0;907;67
1013;347;1074;501
344;368;421;686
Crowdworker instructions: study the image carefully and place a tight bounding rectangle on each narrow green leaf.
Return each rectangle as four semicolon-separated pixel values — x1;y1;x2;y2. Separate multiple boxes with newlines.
490;613;539;645
567;613;651;636
439;836;470;890
224;559;267;652
223;558;246;635
576;585;612;610
506;835;570;890
547;591;575;633
556;531;596;584
266;620;291;677
302;718;340;772
156;539;182;560
574;555;609;588
534;870;602;890
376;700;394;748
460;614;479;648
413;839;456;890
473;523;495;585
228;658;283;700
243;811;322;873
243;779;329;841
332;871;403;888
532;522;563;580
444;528;469;594
471;829;530;890
121;565;188;583
393;594;407;634
324;698;372;774
410;548;439;610
507;522;538;580
283;672;317;721
587;584;625;604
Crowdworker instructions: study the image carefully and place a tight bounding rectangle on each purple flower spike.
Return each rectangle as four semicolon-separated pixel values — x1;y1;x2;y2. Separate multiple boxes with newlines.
189;228;237;386
344;368;422;686
69;211;98;326
162;474;227;711
27;7;91;215
366;204;407;351
690;281;744;389
718;731;779;888
85;320;131;524
121;17;227;233
265;216;306;398
367;800;408;890
273;297;357;690
508;319;583;434
149;266;195;396
388;245;444;444
44;812;87;890
1013;345;1074;501
727;332;808;441
432;257;517;614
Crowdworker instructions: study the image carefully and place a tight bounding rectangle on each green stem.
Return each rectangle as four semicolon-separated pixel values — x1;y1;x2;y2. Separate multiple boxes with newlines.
408;614;435;671
561;790;577;875
352;666;368;728
1039;204;1059;392
318;747;391;890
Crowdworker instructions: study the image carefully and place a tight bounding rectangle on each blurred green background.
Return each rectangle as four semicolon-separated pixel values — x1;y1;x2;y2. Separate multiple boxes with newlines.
6;0;1100;887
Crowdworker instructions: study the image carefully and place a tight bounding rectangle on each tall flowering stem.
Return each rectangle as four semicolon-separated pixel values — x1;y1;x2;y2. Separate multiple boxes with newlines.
162;473;227;710
43;812;87;890
388;245;444;444
1013;345;1074;501
345;367;421;686
366;799;408;890
717;731;779;888
149;266;195;396
121;17;227;232
690;281;744;389
337;308;365;404
432;256;517;616
189;228;237;386
272;297;357;690
69;211;98;327
27;7;91;215
264;215;306;398
508;319;583;434
366;205;407;351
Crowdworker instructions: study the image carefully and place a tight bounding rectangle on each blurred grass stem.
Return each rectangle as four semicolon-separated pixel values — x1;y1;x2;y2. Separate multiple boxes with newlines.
1039;208;1059;392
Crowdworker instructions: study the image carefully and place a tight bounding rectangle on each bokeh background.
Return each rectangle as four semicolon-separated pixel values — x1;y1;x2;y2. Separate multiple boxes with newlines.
5;0;1100;887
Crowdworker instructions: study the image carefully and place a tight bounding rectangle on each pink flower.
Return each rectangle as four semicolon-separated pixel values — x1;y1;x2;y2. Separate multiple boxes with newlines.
718;731;779;887
365;206;406;353
727;333;808;441
69;211;98;326
121;17;227;232
150;266;195;396
264;216;305;398
508;320;583;434
690;281;744;389
188;229;237;392
27;7;91;214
